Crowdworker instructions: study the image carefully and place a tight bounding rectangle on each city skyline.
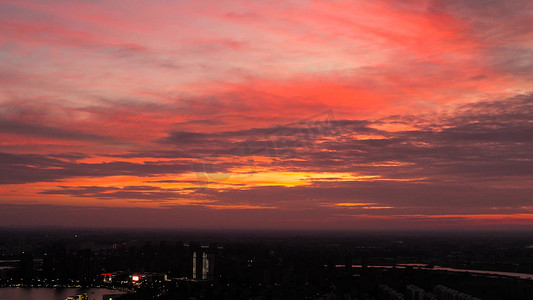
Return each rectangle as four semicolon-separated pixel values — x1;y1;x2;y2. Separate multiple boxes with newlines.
0;0;532;229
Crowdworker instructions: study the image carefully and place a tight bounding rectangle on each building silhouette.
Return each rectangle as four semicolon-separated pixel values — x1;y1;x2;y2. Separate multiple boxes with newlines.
192;249;214;280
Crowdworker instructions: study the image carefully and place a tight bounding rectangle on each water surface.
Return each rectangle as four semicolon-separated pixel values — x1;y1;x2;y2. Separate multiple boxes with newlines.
0;287;126;300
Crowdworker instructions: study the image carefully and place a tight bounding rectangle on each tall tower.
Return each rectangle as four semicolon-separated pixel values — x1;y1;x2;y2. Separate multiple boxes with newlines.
192;251;198;280
192;250;214;280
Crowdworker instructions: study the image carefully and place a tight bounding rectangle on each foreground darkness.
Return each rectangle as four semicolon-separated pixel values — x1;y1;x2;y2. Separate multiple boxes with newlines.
1;229;533;300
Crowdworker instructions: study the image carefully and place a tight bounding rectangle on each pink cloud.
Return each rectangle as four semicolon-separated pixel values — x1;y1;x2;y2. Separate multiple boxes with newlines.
1;0;532;228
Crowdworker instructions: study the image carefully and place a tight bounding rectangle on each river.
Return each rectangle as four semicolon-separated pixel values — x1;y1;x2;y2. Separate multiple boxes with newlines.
0;287;126;300
333;264;533;280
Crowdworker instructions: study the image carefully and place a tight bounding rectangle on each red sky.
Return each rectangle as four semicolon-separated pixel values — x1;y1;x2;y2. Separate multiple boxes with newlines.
1;0;532;230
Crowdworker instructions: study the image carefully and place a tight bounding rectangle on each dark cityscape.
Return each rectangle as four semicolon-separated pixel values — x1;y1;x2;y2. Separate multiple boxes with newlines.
1;229;533;299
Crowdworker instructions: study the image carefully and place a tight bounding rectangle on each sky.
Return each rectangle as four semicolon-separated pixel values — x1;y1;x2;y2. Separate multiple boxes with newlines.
0;0;532;230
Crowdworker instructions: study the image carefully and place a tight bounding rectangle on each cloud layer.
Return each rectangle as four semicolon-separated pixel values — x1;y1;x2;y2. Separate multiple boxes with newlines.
1;0;532;229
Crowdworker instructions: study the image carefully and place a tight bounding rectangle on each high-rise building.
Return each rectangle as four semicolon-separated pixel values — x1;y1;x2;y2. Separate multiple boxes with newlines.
406;285;437;300
378;284;405;300
192;250;214;280
19;252;33;282
434;285;481;300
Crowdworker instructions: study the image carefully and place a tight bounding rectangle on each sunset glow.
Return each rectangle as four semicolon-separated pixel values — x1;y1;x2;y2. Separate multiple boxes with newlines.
1;0;532;229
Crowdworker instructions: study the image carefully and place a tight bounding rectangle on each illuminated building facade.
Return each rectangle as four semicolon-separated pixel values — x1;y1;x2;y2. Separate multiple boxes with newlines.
192;250;214;280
